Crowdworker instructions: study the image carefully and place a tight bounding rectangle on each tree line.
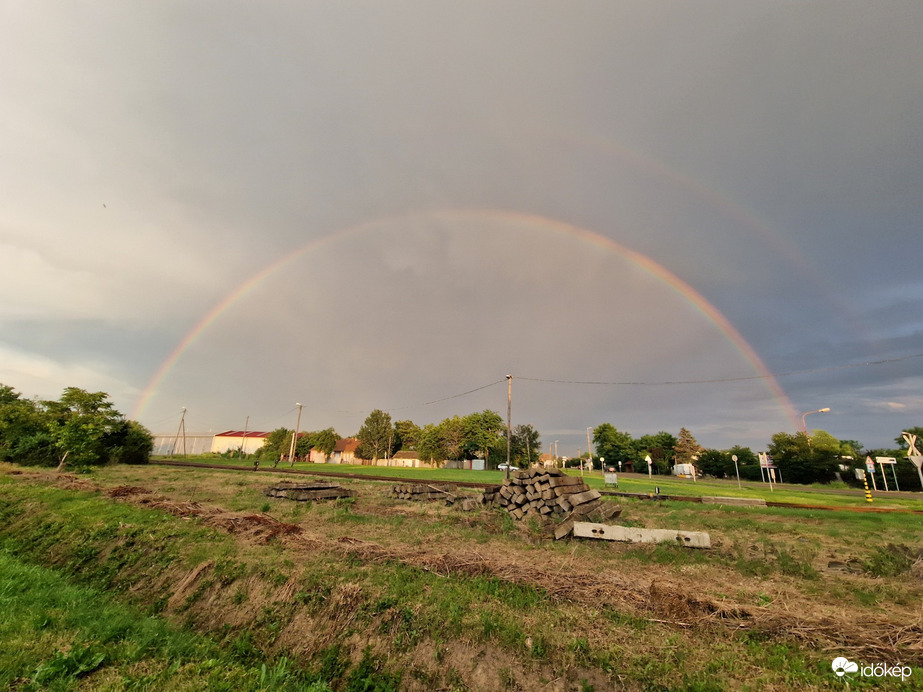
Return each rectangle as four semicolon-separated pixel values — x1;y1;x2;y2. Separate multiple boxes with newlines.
0;384;153;469
253;408;541;468
591;422;923;488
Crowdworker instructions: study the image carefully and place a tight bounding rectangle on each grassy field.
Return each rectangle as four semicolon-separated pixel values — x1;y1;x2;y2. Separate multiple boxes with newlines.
2;461;922;690
157;455;923;510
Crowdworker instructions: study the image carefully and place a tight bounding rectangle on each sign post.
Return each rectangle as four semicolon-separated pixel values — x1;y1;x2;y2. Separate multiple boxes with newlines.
759;453;774;492
876;457;899;492
865;457;878;491
902;432;923;492
732;454;741;489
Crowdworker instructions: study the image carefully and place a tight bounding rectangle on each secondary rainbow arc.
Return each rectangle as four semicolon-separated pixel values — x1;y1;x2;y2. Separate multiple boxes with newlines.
133;208;799;429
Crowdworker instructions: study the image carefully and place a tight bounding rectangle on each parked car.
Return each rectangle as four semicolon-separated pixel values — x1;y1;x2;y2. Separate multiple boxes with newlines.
497;463;519;471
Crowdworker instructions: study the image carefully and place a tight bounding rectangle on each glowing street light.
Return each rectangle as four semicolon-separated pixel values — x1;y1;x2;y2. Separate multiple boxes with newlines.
801;407;830;433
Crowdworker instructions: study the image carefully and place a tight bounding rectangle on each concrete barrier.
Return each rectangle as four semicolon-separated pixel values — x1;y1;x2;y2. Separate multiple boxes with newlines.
573;522;711;548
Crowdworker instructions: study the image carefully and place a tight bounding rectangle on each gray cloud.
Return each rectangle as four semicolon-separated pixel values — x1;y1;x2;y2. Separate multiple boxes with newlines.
2;2;921;453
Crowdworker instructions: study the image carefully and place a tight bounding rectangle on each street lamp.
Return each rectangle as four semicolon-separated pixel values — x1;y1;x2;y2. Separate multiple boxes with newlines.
801;407;830;433
288;403;303;467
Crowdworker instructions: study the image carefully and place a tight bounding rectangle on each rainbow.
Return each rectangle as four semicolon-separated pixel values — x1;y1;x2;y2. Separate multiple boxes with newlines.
132;209;800;427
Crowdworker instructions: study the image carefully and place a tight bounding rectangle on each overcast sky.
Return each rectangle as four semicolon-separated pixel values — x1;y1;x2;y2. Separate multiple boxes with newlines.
2;2;921;455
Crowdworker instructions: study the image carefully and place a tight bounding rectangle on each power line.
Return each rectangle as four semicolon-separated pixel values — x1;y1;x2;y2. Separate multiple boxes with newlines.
517;351;923;387
335;378;508;415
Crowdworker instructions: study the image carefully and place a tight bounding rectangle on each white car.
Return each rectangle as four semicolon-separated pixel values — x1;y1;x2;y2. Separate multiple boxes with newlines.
497;464;519;471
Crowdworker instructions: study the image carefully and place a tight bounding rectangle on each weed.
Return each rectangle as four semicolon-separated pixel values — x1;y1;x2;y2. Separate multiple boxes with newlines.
775;549;818;580
344;647;401;692
316;645;349;683
214;557;249;585
32;644;106;685
569;637;591;661
863;543;916;577
260;502;271;513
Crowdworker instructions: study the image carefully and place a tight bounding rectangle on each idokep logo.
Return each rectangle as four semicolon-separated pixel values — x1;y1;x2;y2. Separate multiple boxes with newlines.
832;656;912;682
831;657;858;677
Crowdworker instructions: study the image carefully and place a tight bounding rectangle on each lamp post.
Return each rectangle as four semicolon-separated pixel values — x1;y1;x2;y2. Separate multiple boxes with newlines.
801;407;830;433
586;427;595;477
288;403;303;467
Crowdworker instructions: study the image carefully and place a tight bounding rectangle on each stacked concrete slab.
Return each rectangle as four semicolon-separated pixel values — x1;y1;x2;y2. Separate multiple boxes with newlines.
487;468;621;536
264;481;356;501
388;483;457;502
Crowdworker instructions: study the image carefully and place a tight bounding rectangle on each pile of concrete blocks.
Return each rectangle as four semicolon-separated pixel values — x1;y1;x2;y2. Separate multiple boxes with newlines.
488;468;622;534
388;483;457;502
264;481;356;501
389;483;482;511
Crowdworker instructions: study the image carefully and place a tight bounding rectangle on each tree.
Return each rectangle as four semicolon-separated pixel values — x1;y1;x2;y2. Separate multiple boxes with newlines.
697;449;730;477
418;423;446;464
258;428;291;460
462;410;504;464
437;416;466;461
636;431;677;474
107;420;154;465
838;439;864;459
393;420;421;451
673;427;700;466
357;409;392;461
726;445;761;481
592;424;635;467
311;428;339;456
510;424;541;466
51;388;123;469
0;385;54;465
0;384;152;468
809;430;841;456
768;431;838;485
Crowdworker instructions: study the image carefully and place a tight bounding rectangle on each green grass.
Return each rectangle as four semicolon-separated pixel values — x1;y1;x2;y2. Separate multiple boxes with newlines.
0;549;330;691
4;465;923;690
158;456;923;510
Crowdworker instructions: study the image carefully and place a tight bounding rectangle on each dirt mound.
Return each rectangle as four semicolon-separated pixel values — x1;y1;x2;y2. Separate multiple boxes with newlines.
107;485;153;497
53;473;96;492
211;513;303;543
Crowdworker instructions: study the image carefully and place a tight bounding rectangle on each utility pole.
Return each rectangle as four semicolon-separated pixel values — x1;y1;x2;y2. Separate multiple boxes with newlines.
240;415;249;458
288;403;303;467
506;375;512;479
171;407;187;457
586;426;593;475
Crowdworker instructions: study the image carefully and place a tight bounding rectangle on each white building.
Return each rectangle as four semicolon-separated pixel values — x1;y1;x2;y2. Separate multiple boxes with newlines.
210;430;269;455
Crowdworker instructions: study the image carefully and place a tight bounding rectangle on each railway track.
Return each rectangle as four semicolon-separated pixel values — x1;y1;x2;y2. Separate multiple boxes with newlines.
151;460;923;514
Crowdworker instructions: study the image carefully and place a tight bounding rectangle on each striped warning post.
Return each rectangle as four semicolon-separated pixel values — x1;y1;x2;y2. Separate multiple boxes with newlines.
862;475;873;503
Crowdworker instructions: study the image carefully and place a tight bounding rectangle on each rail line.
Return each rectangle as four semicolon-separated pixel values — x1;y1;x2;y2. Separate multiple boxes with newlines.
151;460;923;515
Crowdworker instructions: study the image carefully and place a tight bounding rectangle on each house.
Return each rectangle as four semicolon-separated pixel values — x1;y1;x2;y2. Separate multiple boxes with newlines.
386;450;440;468
538;453;556;468
308;447;329;464
210;430;269;455
327;438;360;464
